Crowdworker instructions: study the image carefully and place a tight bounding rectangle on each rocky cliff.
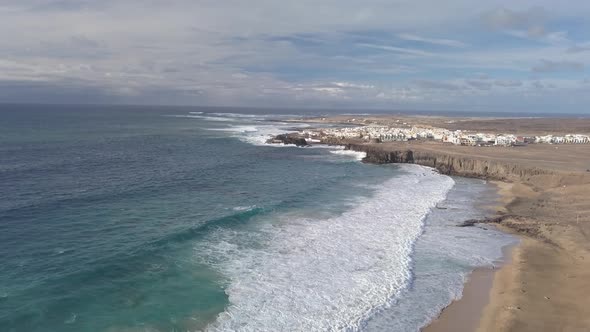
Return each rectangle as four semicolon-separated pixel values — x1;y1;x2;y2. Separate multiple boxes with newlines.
346;143;552;183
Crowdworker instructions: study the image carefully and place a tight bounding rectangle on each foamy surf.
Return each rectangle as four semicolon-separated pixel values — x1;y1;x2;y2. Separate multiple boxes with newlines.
187;111;319;149
171;114;238;122
231;205;257;212
214;122;310;147
199;165;455;331
329;149;367;161
209;125;259;133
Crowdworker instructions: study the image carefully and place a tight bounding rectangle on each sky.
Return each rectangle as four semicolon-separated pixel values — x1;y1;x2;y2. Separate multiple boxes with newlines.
1;0;590;113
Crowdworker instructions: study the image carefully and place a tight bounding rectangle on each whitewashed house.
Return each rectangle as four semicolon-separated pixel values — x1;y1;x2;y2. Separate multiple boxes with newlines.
495;135;516;146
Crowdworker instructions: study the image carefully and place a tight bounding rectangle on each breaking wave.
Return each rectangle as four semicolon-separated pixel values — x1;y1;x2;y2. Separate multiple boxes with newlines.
329;149;367;161
199;165;455;331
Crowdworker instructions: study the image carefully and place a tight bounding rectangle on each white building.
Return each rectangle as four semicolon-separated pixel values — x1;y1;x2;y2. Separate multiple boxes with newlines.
495;135;516;146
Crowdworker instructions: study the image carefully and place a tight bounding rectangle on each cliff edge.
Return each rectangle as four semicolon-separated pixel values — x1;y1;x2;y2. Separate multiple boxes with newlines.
346;143;552;183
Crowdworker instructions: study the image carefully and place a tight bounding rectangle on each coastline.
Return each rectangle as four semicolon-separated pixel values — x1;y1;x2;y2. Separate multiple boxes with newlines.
421;181;524;332
423;243;516;332
344;141;590;331
422;179;518;332
422;178;518;331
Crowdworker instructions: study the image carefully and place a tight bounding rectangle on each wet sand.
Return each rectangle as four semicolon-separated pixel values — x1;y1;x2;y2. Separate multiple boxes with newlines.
422;243;515;332
412;143;590;332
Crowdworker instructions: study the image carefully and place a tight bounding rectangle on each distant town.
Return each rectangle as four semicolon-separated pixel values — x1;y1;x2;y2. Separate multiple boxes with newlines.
295;118;590;147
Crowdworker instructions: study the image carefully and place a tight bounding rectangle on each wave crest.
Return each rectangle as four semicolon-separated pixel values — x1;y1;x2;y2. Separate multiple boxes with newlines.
200;165;455;331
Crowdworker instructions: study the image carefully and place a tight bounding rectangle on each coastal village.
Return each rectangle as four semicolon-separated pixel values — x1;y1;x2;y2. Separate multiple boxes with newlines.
294;119;590;147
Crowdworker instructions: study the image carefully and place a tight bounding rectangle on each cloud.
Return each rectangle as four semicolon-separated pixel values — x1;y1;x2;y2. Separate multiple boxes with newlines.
331;82;375;89
0;1;589;112
397;33;466;47
480;6;577;46
532;60;584;73
473;73;490;79
544;31;570;44
356;43;433;56
494;79;522;87
413;79;460;90
482;7;547;37
567;45;590;53
529;80;560;89
465;79;492;90
311;87;345;95
298;82;377;97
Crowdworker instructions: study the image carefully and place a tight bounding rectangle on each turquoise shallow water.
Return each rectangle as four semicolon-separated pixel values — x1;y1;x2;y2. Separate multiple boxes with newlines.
0;105;515;331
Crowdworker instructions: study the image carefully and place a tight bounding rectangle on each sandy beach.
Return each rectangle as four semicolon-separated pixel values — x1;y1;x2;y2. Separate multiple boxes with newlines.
366;142;590;332
476;168;590;332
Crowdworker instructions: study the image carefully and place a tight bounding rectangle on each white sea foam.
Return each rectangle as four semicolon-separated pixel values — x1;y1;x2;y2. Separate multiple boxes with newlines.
231;205;257;212
209;112;266;119
64;313;77;324
234;125;282;146
196;116;237;122
172;114;237;122
199;165;455;331
329;149;367;161
222;123;302;147
361;177;517;331
182;111;313;148
208;112;306;120
220;125;260;133
222;122;323;148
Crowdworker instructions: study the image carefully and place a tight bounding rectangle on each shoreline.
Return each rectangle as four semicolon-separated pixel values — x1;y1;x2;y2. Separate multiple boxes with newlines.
262;137;590;330
422;179;518;332
422;241;517;332
344;141;590;331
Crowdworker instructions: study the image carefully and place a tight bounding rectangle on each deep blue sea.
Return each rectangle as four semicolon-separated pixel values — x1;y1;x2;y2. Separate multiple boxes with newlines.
0;105;515;331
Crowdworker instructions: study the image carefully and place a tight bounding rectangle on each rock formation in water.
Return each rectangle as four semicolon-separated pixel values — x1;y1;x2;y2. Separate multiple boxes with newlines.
267;134;309;147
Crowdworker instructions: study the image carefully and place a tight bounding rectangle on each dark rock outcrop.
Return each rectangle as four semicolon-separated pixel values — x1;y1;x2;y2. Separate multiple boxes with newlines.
458;214;558;246
458;215;522;227
267;134;309;147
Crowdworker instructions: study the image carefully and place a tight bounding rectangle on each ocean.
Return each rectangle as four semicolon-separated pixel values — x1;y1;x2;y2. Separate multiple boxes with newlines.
0;105;515;331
